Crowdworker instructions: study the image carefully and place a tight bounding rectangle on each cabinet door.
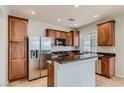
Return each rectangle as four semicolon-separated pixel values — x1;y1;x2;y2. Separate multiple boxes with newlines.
47;64;54;87
66;32;73;46
73;31;80;47
46;30;56;45
8;16;28;81
101;57;110;77
73;55;79;60
97;20;115;46
68;53;74;60
98;24;106;46
9;42;26;80
105;23;114;46
55;31;62;38
109;57;115;77
9;18;27;41
61;32;66;39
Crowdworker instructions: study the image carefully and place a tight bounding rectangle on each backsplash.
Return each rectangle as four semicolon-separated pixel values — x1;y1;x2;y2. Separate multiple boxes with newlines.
97;46;116;53
51;46;78;52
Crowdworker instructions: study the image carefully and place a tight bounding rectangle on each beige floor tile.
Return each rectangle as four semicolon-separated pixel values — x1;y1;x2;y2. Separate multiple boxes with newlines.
9;77;47;87
96;74;124;87
9;75;124;87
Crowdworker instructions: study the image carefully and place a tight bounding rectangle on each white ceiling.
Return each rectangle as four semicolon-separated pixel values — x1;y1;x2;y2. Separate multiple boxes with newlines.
8;5;124;28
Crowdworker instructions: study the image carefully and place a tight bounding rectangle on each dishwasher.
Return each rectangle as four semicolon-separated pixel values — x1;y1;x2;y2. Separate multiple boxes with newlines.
96;59;102;74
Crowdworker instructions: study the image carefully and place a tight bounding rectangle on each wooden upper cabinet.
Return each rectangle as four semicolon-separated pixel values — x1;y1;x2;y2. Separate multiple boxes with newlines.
55;31;62;38
66;31;73;46
9;17;27;41
61;32;67;39
97;20;115;46
8;16;28;81
46;29;80;46
46;29;56;45
73;31;80;47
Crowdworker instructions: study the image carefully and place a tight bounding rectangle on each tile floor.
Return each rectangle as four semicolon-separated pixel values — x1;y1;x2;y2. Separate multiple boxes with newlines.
9;75;124;87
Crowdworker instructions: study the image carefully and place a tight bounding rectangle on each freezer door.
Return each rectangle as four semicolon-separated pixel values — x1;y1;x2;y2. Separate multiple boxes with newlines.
41;37;51;51
28;37;41;80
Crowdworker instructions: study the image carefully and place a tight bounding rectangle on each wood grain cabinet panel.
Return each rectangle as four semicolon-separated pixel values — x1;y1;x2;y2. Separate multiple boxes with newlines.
68;53;74;60
8;16;28;81
101;57;110;77
73;55;79;60
97;20;115;46
101;56;115;78
73;31;80;47
55;31;62;38
46;29;80;47
9;59;26;80
97;24;106;45
66;32;73;46
9;18;27;41
61;32;66;39
10;42;25;59
46;29;56;45
47;64;54;87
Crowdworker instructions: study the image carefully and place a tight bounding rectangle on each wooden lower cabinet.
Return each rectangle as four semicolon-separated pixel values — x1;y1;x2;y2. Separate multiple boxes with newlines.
101;56;115;78
67;53;80;60
9;59;27;80
47;63;54;87
68;53;74;60
73;55;80;60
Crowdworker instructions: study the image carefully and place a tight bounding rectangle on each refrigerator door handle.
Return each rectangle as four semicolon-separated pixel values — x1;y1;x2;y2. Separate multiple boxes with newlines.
35;50;38;58
30;50;34;59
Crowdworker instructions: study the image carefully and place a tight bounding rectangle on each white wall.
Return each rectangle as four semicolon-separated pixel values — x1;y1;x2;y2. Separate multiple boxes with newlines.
79;14;124;77
28;20;76;51
0;6;9;86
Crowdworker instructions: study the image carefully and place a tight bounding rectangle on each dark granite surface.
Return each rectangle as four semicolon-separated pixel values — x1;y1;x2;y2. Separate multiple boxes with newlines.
52;50;80;54
47;53;99;65
97;52;116;57
52;51;116;57
47;50;116;65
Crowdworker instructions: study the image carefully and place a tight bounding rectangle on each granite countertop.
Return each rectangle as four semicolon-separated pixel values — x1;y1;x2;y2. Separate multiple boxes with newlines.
47;53;100;65
47;51;115;65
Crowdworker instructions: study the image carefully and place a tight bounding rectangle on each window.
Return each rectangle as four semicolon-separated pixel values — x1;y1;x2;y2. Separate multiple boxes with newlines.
82;32;97;52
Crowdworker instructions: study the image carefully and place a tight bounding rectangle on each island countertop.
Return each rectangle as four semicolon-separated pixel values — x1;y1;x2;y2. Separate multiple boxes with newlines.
47;53;102;65
47;52;99;87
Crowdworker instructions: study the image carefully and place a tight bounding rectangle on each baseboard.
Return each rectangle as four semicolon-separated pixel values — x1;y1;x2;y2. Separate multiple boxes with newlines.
0;81;9;87
115;74;124;78
0;84;8;87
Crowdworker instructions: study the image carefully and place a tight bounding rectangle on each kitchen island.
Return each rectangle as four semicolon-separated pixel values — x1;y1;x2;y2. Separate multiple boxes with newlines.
47;53;98;87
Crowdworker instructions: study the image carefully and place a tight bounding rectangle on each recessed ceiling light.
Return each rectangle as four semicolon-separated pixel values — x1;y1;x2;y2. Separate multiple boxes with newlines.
74;5;79;8
75;24;78;26
94;14;99;18
57;19;61;22
31;11;36;15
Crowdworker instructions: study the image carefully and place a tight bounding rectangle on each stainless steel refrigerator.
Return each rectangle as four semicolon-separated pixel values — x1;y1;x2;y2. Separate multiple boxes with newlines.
28;36;51;80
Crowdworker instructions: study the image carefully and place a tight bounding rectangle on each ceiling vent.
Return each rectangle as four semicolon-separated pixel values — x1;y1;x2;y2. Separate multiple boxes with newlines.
69;18;75;21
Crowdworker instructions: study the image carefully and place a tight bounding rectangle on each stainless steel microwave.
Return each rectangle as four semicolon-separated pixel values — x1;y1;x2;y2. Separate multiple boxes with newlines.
55;38;66;46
